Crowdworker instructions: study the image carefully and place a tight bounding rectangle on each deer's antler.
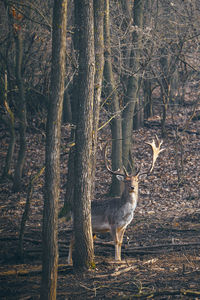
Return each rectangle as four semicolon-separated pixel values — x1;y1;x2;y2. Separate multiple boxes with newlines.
103;141;125;176
104;136;164;178
145;135;165;174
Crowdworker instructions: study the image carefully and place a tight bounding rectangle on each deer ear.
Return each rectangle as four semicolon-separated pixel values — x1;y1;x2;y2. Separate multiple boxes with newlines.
116;175;125;182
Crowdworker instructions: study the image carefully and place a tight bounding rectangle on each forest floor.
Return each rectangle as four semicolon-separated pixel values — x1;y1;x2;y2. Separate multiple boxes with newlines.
0;96;200;299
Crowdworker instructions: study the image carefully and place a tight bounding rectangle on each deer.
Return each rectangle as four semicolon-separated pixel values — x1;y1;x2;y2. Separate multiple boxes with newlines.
67;136;164;264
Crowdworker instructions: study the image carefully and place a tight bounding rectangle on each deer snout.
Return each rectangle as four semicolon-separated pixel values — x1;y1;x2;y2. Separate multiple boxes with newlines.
129;186;135;192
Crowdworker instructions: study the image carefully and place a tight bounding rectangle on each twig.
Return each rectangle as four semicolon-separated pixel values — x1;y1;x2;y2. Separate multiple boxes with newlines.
124;289;200;299
109;266;137;277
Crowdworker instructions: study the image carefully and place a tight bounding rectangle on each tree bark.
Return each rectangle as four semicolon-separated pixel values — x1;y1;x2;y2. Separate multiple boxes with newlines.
41;0;67;299
92;0;104;193
122;0;144;170
103;0;123;196
1;71;16;180
62;91;72;123
63;0;104;224
12;28;27;191
63;3;80;215
73;0;95;270
143;79;153;119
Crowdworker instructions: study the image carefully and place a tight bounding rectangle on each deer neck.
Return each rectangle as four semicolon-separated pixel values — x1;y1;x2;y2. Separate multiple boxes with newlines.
121;187;138;206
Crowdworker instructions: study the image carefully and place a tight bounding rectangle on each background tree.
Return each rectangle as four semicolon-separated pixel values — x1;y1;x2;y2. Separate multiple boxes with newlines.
12;9;27;191
0;71;15;180
40;0;67;298
122;0;145;169
103;0;123;196
92;0;105;194
0;0;53;187
0;3;27;190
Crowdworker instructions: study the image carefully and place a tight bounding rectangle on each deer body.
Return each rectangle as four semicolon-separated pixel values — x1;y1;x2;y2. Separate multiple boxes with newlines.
91;175;139;261
92;176;138;231
67;136;164;264
68;175;139;263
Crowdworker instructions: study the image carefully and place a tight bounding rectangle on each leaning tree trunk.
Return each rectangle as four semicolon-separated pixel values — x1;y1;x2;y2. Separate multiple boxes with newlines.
73;0;95;270
40;0;67;299
104;0;123;196
122;0;144;170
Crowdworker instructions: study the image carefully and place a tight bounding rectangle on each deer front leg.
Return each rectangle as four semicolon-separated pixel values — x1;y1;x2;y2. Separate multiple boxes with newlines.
110;228;120;260
112;228;121;261
115;241;120;261
118;227;126;261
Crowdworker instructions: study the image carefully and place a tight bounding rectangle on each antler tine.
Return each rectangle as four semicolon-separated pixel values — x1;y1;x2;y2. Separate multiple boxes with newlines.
146;135;165;174
123;161;138;177
123;166;130;177
103;141;124;176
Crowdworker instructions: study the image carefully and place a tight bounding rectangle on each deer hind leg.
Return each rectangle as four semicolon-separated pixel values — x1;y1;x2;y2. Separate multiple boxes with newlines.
117;227;126;261
67;233;96;264
67;235;74;265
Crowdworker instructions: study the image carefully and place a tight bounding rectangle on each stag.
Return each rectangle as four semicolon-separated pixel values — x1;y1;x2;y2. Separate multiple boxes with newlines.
68;136;164;263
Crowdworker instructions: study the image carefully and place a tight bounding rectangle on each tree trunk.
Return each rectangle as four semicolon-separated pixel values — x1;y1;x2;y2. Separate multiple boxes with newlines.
12;29;27;191
1;71;16;180
63;0;104;222
92;0;104;193
103;0;123;196
73;0;95;270
133;96;144;130
2;107;15;179
63;0;84;219
122;0;144;170
63;111;76;214
143;79;153;119
120;0;132;25
40;0;67;299
62;90;72;123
